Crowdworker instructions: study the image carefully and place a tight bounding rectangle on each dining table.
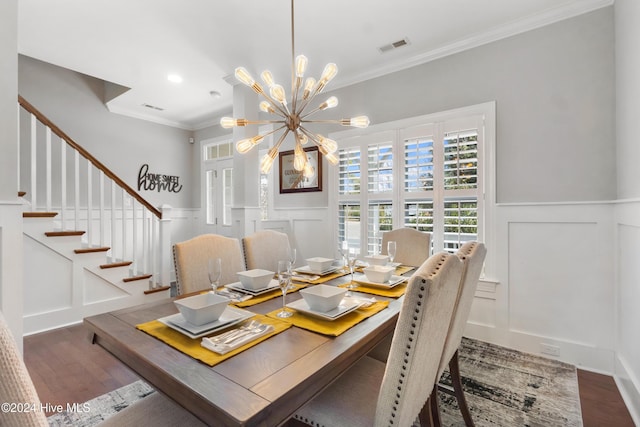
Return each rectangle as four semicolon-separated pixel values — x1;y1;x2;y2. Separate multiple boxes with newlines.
84;266;412;427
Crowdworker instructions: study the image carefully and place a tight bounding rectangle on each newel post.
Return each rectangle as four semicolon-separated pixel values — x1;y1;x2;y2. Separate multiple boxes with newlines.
159;204;173;286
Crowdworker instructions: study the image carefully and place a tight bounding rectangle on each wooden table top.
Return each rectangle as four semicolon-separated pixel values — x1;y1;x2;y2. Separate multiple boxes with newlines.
84;277;403;426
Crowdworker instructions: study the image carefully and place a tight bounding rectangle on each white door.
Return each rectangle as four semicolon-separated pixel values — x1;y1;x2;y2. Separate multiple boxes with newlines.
203;157;234;237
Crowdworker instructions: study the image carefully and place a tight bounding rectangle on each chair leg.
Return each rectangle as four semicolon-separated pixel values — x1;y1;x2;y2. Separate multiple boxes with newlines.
449;350;475;427
418;384;441;427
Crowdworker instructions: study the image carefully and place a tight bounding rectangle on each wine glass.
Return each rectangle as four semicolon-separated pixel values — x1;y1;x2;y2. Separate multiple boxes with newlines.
346;248;359;295
208;258;222;291
387;241;397;266
276;260;293;318
287;247;297;273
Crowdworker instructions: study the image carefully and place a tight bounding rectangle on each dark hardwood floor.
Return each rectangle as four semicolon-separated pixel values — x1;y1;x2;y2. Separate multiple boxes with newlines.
23;323;635;426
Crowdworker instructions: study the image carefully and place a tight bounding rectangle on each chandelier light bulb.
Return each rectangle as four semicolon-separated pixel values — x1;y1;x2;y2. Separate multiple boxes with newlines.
319;96;338;110
235;67;255;86
259;101;275;114
303;78;316;100
260;151;277;174
270;84;287;105
294;143;306;171
236;135;263;154
261;70;275;88
317;135;338;153
295;55;308;78
297;132;308;145
220;117;248;128
344;115;370;128
319;63;338;85
303;162;314;178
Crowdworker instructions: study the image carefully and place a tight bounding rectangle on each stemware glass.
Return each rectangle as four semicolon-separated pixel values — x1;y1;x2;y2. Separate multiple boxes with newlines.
387;241;397;265
276;260;293;318
287;247;297;273
208;258;222;291
346;248;359;295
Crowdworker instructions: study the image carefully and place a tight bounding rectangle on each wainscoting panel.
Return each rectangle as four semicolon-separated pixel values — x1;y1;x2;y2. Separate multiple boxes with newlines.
614;206;640;423
23;234;73;316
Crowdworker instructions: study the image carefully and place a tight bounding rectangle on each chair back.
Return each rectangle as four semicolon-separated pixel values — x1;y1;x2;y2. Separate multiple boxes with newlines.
374;252;464;427
242;230;291;272
438;241;487;376
0;312;49;427
381;228;431;267
173;234;245;295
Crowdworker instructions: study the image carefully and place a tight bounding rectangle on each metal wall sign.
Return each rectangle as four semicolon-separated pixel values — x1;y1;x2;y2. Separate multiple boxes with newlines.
137;164;183;193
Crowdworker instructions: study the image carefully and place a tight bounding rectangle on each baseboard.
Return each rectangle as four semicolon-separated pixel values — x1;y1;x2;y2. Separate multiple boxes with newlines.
615;354;640;426
465;323;616;373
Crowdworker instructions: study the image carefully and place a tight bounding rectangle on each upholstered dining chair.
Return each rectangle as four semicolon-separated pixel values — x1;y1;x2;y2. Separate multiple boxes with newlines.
293;251;465;427
0;311;205;427
433;241;487;427
242;229;291;272
173;234;245;295
381;227;431;267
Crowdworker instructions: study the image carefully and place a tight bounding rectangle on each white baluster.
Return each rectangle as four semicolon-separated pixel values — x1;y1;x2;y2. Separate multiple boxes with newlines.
86;160;92;248
132;198;137;276
45;127;52;212
122;188;127;262
111;180;116;263
142;208;149;275
74;151;80;231
60;140;66;231
99;170;105;247
151;216;158;288
30;114;36;210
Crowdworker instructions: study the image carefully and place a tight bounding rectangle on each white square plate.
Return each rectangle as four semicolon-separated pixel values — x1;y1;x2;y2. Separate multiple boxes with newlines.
295;265;341;276
158;306;254;339
286;298;360;321
226;279;280;296
353;274;407;289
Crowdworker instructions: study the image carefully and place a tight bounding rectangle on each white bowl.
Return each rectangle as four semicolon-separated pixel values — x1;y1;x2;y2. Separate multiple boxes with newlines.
299;285;347;312
237;269;274;290
365;254;389;266
174;293;228;326
306;257;334;273
363;265;395;283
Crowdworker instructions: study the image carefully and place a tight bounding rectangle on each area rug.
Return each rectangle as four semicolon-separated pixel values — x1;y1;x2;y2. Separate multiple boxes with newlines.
48;338;582;427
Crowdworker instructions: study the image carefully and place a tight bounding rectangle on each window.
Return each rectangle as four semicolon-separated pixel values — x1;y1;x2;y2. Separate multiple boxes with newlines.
332;103;493;258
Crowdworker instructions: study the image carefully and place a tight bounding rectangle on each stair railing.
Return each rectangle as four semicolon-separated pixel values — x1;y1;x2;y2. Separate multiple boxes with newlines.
18;95;170;292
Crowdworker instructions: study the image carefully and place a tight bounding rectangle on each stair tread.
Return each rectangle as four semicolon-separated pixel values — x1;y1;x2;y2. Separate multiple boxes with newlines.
23;212;58;218
45;231;85;237
18;191;26;197
123;274;153;283
144;286;170;295
99;261;133;269
74;247;110;254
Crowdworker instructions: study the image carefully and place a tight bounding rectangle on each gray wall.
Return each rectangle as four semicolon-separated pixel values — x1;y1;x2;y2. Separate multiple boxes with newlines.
197;7;615;206
329;7;615;203
0;1;18;201
18;56;195;209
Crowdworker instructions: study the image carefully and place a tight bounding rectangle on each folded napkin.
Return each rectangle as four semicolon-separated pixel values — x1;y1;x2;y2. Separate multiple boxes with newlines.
202;324;274;355
232;282;308;307
291;270;349;285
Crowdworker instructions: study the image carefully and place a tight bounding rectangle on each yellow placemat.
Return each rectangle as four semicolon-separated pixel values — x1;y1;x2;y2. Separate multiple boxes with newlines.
292;270;350;285
265;301;389;336
136;314;291;367
339;282;407;298
232;282;309;307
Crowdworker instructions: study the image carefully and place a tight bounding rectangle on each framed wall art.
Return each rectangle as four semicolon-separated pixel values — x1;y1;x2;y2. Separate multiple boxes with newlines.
278;146;322;193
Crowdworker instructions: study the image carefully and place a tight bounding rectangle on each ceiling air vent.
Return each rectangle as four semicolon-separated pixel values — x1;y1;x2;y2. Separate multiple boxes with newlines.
142;103;165;111
378;38;410;53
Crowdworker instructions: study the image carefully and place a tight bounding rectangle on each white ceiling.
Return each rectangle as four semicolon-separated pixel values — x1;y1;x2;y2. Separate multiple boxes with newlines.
17;0;611;130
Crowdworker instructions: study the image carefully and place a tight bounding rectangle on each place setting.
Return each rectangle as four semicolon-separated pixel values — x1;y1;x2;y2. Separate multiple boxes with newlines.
292;256;349;284
136;291;291;366
266;280;389;337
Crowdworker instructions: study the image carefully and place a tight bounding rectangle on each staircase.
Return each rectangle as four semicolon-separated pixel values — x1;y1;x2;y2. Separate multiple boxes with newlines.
18;96;172;334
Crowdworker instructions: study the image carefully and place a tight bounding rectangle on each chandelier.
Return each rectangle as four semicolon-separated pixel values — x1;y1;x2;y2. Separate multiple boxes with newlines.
220;0;370;177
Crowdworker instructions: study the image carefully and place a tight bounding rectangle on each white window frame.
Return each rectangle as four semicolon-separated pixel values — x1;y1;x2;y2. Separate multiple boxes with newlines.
329;102;496;278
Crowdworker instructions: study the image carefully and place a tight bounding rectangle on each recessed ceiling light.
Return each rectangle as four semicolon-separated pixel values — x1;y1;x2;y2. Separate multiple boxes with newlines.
167;74;183;84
